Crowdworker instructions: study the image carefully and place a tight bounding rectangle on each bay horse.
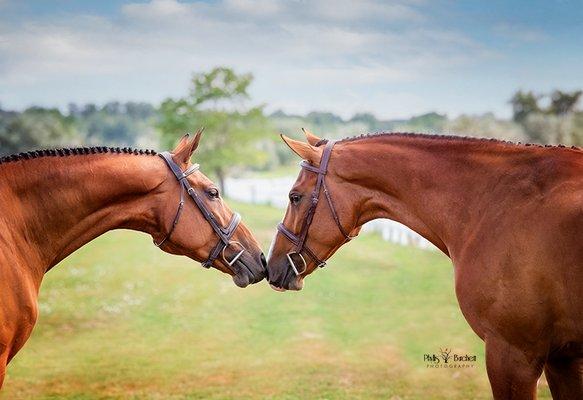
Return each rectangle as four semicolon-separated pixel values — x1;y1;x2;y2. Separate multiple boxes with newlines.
0;131;267;388
267;129;583;400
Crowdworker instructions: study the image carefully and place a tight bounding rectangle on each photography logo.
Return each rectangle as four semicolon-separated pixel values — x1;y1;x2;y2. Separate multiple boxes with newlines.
424;347;477;369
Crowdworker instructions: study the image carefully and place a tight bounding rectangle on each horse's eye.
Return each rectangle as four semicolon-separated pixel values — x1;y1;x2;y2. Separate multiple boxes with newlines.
289;193;302;205
206;188;220;199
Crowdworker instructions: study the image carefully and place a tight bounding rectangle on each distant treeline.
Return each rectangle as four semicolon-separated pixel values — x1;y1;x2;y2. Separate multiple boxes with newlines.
0;102;160;157
1;80;582;173
275;89;583;146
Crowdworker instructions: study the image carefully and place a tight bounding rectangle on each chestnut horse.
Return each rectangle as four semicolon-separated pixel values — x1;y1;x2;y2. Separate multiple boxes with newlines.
0;132;266;388
267;129;583;400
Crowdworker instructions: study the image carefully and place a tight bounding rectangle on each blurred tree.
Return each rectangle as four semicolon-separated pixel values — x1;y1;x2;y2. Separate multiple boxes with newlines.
158;67;272;194
510;91;540;123
103;101;122;115
572;112;583;146
190;67;253;107
68;103;82;118
126;102;157;120
396;112;447;132
0;107;79;156
71;101;159;147
513;89;582;144
81;104;97;118
548;90;582;116
445;113;526;142
306;111;343;126
521;114;561;144
547;90;582;143
349;113;379;131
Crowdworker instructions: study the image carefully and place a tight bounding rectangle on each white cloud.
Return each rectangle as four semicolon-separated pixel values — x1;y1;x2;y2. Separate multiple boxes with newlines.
304;0;424;23
223;0;284;18
0;0;495;118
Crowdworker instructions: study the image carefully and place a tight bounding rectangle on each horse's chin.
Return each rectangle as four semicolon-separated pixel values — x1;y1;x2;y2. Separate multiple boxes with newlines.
230;258;267;288
270;284;286;292
269;277;304;292
288;277;304;291
232;273;250;288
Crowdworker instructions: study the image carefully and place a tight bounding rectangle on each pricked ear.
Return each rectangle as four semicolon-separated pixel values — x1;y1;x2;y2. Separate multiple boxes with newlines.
302;128;322;146
172;133;190;155
172;129;203;166
280;134;322;165
190;127;204;153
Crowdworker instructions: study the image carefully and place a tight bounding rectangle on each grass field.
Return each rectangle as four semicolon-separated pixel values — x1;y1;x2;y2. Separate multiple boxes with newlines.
1;201;551;399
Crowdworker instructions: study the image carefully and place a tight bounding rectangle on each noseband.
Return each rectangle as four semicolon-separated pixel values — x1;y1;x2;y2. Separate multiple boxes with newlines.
154;151;245;269
276;140;355;275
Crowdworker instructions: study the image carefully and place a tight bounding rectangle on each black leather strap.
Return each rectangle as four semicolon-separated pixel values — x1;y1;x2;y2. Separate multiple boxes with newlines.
155;151;243;269
153;184;185;248
276;140;356;273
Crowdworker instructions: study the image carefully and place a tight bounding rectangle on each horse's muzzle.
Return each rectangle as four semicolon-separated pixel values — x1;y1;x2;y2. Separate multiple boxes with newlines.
231;252;267;288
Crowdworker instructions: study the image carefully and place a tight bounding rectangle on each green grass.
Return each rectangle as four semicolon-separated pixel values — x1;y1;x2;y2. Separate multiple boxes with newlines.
1;201;551;399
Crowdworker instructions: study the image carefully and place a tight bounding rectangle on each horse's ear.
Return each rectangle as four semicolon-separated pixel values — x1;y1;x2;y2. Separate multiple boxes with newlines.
173;133;190;154
280;134;322;165
172;128;204;165
302;128;322;146
190;127;204;153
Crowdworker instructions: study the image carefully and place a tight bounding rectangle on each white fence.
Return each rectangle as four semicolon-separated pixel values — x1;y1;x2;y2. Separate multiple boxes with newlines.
225;176;435;250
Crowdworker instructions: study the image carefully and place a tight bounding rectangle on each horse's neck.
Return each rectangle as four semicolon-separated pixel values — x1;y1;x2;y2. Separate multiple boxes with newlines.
0;154;166;276
337;136;526;256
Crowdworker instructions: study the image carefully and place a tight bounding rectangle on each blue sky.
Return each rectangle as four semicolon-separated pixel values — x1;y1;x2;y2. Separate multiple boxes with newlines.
0;0;582;119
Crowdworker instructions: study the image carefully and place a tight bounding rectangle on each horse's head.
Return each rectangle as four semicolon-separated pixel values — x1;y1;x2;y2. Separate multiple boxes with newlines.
153;131;266;287
267;129;362;291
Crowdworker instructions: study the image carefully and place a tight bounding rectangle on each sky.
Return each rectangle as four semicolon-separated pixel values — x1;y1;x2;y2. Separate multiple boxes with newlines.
0;0;582;119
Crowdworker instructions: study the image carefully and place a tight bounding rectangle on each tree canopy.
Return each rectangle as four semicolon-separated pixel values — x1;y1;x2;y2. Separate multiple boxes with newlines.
549;90;582;116
509;89;583;145
510;91;541;123
158;67;272;193
0;107;77;156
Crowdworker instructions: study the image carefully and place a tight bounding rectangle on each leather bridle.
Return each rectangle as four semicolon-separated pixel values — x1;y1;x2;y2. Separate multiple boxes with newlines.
154;151;245;269
276;140;356;275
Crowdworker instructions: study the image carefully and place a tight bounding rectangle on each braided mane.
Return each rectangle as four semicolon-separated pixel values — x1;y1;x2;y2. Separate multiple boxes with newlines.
316;132;582;152
0;146;158;165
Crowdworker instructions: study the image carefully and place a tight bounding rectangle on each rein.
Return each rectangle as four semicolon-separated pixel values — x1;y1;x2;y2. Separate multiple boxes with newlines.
154;151;245;269
276;140;355;275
